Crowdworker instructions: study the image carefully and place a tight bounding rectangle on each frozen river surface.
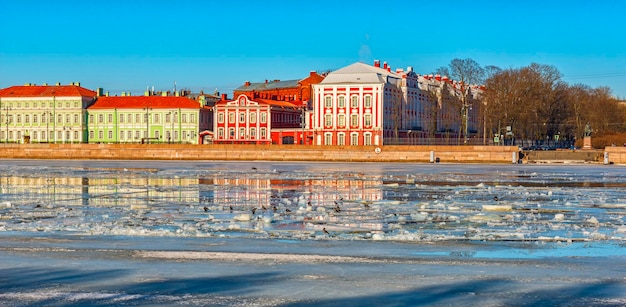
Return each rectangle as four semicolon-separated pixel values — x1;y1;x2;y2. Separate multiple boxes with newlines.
0;159;625;306
1;160;626;244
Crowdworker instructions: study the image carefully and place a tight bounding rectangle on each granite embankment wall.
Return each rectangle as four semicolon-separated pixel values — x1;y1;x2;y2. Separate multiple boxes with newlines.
0;144;522;163
605;146;626;165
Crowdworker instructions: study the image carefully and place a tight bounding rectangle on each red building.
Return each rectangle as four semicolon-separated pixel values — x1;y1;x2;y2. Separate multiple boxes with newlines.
233;71;324;108
213;94;305;145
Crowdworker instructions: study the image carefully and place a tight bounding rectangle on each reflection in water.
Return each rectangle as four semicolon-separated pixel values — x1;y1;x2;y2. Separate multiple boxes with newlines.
0;163;625;245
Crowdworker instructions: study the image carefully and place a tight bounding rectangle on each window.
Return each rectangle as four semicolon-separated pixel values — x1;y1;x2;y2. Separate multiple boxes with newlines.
74;114;79;124
165;113;171;123
98;131;103;139
119;114;124;123
218;112;224;123
25;115;29;124
218;128;224;138
128;114;132;123
229;112;235;123
128;131;132;140
16;114;21;123
351;133;358;145
74;131;78;141
154;130;159;139
239;127;245;138
98;114;104;123
89;131;94;139
33;131;38;140
153;114;159;124
250;113;256;123
190;114;195;123
324;133;332;145
260;112;267;123
120;131;125;140
239;112;245;123
351;114;358;127
364;114;372;127
65;114;70;124
351;96;358;108
250;127;256;139
324;114;332;127
337;114;345;127
338;96;345;108
260;128;267;138
338;133;345;146
108;114;113;123
182;114;187;123
364;95;372;108
173;113;178;123
135;131;140;140
108;131;113;139
364;133;372;146
229;128;235;139
135;114;141;123
324;96;332;108
33;115;38;123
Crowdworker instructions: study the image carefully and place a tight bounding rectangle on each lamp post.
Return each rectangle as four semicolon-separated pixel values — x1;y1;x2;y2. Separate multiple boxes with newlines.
144;105;152;144
3;106;11;143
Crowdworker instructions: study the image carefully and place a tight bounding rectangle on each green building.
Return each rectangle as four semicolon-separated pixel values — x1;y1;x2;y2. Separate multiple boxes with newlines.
86;94;212;144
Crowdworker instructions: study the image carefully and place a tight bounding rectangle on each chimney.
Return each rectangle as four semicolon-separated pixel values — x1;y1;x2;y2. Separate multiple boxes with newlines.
175;91;180;97
221;93;227;101
43;83;48;86
374;60;380;68
310;71;316;77
265;79;268;84
144;90;150;96
56;82;61;86
162;91;168;97
245;81;250;87
383;61;388;69
97;88;104;97
105;91;109;97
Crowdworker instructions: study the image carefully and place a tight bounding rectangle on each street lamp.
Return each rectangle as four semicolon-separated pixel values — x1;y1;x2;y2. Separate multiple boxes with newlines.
3;106;12;143
144;105;152;144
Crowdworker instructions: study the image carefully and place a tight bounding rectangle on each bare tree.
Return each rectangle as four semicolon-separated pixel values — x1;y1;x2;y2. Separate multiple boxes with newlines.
445;58;485;143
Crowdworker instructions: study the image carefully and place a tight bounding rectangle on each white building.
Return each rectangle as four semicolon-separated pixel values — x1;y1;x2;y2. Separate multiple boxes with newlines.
312;61;484;146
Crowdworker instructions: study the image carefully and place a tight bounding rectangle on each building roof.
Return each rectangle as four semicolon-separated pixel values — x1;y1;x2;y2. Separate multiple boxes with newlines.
216;95;300;109
234;79;300;91
255;98;301;109
0;85;97;98
87;96;201;109
320;62;401;84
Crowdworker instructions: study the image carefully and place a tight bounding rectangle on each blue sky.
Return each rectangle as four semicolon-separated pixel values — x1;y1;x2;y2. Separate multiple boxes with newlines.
1;0;625;98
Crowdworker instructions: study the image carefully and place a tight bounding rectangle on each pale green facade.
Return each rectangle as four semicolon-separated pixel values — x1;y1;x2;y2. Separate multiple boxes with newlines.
86;108;209;144
0;96;93;144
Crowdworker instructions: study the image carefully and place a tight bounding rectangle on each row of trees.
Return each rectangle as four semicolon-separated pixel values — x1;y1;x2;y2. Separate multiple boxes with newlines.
437;58;626;147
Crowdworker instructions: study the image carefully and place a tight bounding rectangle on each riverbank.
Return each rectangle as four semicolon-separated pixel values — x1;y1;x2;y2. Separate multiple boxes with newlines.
1;144;624;164
0;144;521;163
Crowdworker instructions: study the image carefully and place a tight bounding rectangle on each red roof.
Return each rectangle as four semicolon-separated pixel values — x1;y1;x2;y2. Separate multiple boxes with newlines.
0;85;97;97
88;96;201;109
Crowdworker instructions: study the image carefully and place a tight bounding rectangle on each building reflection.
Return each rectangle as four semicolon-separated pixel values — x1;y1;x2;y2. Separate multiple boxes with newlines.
0;172;383;210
